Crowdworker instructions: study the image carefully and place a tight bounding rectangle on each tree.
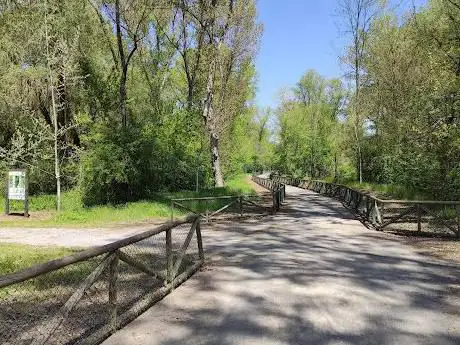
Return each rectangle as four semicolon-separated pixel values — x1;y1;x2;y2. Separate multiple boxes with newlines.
274;70;345;179
338;0;384;183
180;0;261;187
0;0;263;205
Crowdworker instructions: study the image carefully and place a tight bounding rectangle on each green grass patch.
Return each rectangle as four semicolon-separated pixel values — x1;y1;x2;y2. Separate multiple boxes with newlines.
342;181;430;201
0;243;76;275
160;174;257;217
0;243;91;299
312;176;432;200
0;174;256;227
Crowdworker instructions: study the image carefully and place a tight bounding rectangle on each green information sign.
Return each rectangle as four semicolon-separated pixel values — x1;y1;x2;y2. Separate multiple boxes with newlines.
5;169;29;217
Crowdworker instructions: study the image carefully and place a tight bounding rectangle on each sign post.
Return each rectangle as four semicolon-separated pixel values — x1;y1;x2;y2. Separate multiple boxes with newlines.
5;169;29;217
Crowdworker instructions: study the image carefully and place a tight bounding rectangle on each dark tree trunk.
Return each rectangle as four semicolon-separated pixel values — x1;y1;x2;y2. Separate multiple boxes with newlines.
119;66;128;127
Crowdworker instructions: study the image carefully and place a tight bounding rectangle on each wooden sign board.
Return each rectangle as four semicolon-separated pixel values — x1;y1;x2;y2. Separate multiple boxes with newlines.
5;169;29;217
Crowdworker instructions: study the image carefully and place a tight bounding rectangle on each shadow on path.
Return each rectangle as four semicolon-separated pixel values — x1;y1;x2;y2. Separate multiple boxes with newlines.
103;186;460;345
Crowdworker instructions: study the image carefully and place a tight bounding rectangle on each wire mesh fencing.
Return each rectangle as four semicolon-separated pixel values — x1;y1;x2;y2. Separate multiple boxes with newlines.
0;215;203;345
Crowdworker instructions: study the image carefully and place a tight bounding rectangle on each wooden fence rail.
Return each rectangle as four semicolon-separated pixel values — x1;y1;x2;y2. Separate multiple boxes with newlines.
169;183;284;221
271;176;460;238
0;215;204;345
251;176;286;212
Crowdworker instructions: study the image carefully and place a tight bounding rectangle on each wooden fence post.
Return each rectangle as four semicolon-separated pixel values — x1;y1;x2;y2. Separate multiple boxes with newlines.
108;251;119;334
166;228;173;289
195;218;204;261
417;204;422;232
456;205;460;239
365;196;369;218
375;200;382;225
277;191;280;211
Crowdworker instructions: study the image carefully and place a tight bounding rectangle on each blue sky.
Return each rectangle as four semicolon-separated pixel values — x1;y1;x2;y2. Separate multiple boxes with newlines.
255;0;428;109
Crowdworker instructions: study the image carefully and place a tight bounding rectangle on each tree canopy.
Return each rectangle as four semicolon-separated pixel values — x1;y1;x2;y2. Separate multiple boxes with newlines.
0;0;264;206
272;0;460;199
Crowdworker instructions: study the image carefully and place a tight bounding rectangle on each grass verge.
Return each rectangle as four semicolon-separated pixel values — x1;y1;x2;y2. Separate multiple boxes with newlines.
0;174;256;228
0;243;76;275
340;181;431;201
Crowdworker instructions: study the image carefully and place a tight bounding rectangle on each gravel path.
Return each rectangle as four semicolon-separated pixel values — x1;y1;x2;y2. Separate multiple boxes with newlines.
102;185;460;345
0;221;165;247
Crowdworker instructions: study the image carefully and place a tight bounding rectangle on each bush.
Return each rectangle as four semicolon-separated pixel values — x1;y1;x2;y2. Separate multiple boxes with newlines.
80;125;152;206
80;113;213;206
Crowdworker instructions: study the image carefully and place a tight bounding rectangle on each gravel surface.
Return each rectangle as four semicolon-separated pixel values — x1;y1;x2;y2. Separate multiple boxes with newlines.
0;221;165;248
102;186;460;345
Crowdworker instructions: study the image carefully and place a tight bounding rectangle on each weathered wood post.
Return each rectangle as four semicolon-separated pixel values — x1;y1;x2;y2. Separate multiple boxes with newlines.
454;205;460;239
239;196;243;217
354;192;360;212
166;228;173;289
195;218;204;261
365;196;370;219
277;190;281;211
417;204;422;232
108;251;119;334
375;200;382;225
456;205;460;239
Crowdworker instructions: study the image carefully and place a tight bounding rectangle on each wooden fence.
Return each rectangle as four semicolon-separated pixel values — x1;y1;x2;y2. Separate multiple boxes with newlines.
251;176;286;212
0;215;204;345
272;176;460;238
170;178;286;221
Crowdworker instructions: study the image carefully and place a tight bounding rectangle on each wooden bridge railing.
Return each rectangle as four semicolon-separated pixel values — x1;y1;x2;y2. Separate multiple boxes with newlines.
272;176;460;238
0;215;204;345
251;176;286;212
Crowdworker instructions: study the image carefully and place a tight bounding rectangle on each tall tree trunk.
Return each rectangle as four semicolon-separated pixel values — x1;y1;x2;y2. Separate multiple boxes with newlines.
115;0;127;127
334;152;338;182
119;66;128;127
210;132;224;187
52;86;61;212
45;3;61;212
202;44;225;187
358;146;363;184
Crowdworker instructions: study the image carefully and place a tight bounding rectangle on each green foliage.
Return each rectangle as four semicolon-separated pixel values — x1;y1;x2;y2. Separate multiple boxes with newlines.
0;174;255;227
221;107;275;176
354;0;460;199
344;182;431;201
79;109;213;206
274;70;347;179
275;1;460;200
0;0;261;208
223;174;257;195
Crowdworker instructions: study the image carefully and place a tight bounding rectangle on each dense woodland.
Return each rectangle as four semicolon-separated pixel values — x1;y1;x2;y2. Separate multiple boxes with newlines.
273;0;460;200
0;0;268;207
1;0;460;209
